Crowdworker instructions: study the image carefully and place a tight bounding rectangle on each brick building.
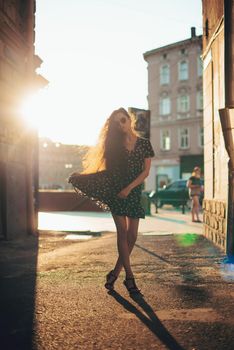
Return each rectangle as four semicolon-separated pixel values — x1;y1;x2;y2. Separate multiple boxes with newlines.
0;1;47;239
202;0;234;254
143;28;203;190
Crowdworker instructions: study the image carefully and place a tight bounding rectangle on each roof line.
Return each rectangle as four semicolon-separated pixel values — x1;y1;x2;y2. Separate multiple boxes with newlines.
143;35;202;58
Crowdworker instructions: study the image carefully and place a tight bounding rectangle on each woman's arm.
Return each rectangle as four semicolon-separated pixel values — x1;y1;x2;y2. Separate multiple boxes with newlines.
117;158;151;199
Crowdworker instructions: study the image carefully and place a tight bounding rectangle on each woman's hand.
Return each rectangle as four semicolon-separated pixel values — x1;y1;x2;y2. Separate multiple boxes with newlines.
117;186;131;199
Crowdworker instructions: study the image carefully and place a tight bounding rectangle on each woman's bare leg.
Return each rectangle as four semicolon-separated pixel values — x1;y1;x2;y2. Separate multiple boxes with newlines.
111;215;133;278
191;196;200;221
191;197;196;221
193;195;200;221
112;217;139;277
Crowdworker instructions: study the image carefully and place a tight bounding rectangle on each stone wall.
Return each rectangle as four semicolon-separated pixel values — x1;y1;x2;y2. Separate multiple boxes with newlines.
202;0;230;252
203;199;226;250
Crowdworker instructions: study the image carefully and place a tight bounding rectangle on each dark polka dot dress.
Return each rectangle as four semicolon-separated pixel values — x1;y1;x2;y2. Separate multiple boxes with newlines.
69;137;155;218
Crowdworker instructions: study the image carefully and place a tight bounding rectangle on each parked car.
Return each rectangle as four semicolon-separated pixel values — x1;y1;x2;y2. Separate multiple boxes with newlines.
149;179;204;209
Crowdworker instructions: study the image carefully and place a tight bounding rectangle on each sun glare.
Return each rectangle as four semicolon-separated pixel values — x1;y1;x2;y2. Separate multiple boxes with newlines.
19;86;106;146
19;76;112;146
20;92;44;129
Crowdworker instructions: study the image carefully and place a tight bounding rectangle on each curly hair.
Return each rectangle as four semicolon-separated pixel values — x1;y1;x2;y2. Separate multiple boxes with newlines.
82;108;137;174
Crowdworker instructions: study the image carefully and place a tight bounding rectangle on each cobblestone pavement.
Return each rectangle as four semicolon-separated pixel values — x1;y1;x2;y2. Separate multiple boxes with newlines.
1;224;234;350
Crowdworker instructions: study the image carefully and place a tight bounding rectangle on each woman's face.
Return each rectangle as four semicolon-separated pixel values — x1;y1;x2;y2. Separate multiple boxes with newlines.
114;112;132;133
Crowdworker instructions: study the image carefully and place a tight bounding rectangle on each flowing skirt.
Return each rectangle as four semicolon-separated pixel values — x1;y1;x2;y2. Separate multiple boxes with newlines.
69;171;145;218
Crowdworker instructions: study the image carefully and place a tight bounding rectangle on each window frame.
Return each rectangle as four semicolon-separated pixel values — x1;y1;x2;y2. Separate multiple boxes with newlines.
160;129;171;151
196;90;203;110
178;127;189;149
198;126;204;148
160;64;170;85
178;60;189;81
159;96;171;116
177;94;190;113
197;56;203;77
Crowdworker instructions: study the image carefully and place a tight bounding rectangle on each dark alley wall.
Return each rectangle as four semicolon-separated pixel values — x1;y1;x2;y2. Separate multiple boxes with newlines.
0;1;47;239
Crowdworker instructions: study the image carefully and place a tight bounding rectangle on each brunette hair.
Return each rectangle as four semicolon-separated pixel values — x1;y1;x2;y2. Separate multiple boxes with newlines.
82;108;136;174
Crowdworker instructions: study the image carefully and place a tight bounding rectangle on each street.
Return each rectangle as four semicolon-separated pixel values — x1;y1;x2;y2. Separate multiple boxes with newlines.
1;1;234;349
1;208;234;349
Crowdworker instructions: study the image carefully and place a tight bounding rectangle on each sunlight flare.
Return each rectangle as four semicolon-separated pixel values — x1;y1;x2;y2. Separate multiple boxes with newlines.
20;90;47;129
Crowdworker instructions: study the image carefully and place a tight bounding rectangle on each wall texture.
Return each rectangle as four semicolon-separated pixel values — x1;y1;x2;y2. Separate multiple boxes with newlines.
0;1;46;239
202;0;234;252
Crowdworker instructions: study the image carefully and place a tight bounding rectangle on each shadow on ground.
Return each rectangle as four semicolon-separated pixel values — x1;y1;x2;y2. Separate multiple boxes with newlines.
109;290;185;350
0;235;38;350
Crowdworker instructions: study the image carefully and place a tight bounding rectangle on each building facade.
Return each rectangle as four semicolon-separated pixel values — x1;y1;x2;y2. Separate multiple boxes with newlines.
0;1;47;239
144;28;203;191
39;138;89;190
202;0;234;253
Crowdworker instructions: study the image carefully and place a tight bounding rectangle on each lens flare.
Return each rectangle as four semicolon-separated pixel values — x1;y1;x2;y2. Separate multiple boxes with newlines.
20;93;42;129
220;257;234;281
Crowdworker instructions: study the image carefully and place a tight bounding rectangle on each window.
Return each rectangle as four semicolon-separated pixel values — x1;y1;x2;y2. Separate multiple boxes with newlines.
199;127;204;147
65;164;73;169
179;128;189;149
181;48;187;55
178;180;186;188
160;130;171;150
197;56;203;77
178;60;188;81
160;64;170;85
159;97;171;115
177;95;190;113
196;90;203;110
167;182;179;190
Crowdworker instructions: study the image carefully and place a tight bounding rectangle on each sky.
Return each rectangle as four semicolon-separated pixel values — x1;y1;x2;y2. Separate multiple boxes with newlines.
24;0;203;146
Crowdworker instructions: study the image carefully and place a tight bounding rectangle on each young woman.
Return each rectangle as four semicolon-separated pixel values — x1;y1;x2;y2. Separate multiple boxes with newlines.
68;108;154;295
187;166;203;223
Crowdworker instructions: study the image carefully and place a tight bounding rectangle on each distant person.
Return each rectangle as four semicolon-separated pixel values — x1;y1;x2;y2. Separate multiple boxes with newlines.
68;108;154;295
187;167;203;223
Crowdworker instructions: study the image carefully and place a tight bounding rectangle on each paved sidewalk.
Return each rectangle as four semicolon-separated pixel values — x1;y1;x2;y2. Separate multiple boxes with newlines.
38;207;203;235
1;222;234;349
140;207;203;235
